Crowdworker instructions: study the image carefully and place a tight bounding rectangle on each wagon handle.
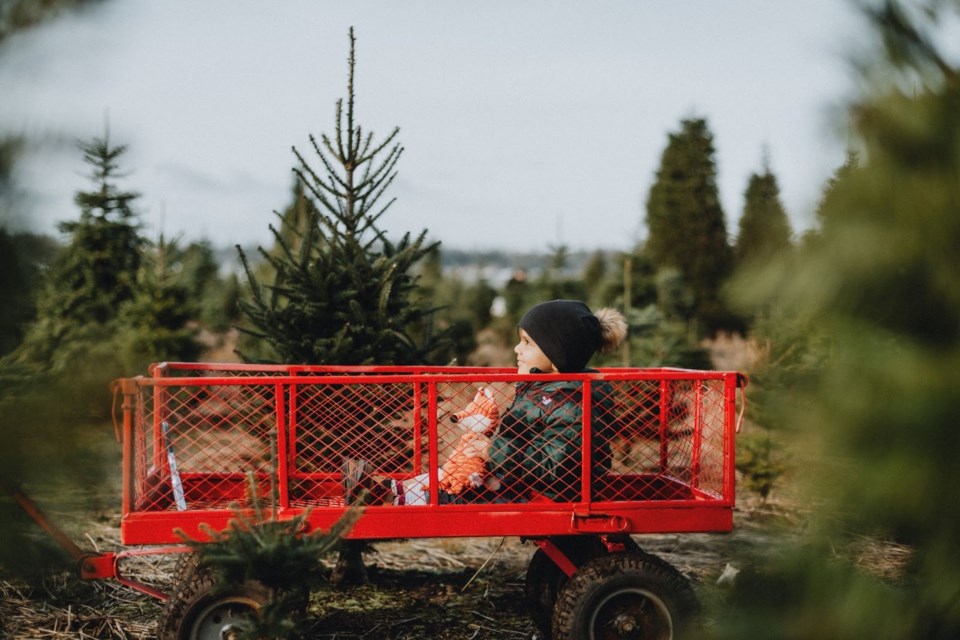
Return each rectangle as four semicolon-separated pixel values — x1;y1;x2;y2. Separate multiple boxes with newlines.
110;380;122;442
735;373;749;434
110;377;142;443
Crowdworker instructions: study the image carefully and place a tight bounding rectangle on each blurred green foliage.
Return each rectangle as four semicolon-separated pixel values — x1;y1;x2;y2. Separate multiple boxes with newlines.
0;131;235;577
0;0;102;44
6;11;955;638
735;165;793;268
712;1;960;637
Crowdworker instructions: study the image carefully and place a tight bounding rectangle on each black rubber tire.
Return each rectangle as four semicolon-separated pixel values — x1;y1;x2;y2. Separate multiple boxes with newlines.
156;565;269;640
167;552;202;598
551;552;699;640
524;536;610;638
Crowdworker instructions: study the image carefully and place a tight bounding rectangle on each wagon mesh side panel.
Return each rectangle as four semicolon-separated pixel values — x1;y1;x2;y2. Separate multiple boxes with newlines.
595;377;727;502
693;378;728;498
133;380;277;512
127;369;733;517
290;381;419;506
132;385;153;512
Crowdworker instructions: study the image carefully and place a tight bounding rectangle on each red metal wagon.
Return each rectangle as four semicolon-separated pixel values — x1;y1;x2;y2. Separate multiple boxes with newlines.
28;362;745;639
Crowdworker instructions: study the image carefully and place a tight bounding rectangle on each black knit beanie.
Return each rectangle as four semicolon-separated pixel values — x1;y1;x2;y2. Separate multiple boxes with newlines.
518;300;601;373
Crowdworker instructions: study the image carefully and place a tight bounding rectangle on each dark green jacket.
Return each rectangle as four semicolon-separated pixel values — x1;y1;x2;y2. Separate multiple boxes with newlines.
488;373;616;501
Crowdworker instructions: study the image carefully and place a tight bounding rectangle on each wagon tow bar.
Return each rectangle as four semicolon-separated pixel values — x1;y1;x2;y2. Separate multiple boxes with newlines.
10;485;188;601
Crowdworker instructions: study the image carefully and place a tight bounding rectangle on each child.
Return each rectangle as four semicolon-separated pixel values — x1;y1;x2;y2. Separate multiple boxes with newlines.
344;299;627;504
486;299;627;501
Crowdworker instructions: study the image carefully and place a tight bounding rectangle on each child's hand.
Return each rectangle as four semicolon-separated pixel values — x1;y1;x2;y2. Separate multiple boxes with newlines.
468;471;484;488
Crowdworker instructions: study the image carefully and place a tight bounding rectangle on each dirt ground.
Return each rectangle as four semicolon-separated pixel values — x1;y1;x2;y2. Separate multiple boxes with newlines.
0;335;807;639
3;338;899;638
0;480;806;640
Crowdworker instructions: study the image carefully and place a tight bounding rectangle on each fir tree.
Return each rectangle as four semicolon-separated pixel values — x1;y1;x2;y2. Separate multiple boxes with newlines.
812;148;860;239
645;117;735;334
0;230;57;356
177;239;240;332
735;159;793;267
716;2;960;636
238;27;448;366
115;234;200;373
536;243;587;301
14;128;144;370
582;250;609;308
236;27;449;588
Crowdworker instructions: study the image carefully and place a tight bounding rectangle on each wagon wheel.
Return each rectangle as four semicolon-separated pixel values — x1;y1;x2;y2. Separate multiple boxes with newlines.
157;564;269;640
524;536;614;638
551;552;699;640
167;552;202;598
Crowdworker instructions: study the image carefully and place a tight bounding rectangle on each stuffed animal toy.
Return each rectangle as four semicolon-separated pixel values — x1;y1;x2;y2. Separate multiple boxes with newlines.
391;387;500;506
437;387;500;495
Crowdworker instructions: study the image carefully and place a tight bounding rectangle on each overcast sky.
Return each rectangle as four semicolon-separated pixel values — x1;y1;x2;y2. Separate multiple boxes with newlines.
1;0;869;252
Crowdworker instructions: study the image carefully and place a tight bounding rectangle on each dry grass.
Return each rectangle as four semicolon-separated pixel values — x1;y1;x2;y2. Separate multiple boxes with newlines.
1;485;916;639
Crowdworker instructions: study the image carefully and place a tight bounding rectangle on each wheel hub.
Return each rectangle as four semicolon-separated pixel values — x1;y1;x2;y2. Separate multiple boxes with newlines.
190;598;258;640
591;587;673;639
613;613;638;634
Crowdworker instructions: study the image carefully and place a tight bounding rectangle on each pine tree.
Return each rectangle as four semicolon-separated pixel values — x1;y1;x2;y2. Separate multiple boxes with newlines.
236;27;449;588
238;28;448;366
716;2;960;637
14;129;144;370
1;135;25;223
645;117;735;333
582;250;609;308
177;240;239;332
735;160;793;267
115;234;200;373
0;230;57;356
812;148;860;237
536;243;587;301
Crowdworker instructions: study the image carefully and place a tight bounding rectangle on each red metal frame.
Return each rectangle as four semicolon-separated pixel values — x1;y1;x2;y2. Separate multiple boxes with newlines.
12;363;745;604
114;364;745;546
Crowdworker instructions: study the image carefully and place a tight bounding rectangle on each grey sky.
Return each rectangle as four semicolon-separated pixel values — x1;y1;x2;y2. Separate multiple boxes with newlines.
1;0;867;252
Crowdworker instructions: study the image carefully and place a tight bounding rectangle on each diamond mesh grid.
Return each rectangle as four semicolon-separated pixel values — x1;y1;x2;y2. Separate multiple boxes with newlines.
596;378;727;501
128;368;733;514
133;380;277;511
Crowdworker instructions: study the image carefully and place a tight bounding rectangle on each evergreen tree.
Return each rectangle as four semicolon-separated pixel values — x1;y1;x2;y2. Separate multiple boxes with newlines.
599;248;658;314
645;118;735;333
582;250;608;308
14;129;144;369
238;28;448;366
235;27;449;587
536;243;587;301
1;135;25;225
0;229;29;355
178;239;239;332
0;230;58;356
715;1;960;636
734;161;793;267
812;148;860;237
491;269;534;347
115;234;200;373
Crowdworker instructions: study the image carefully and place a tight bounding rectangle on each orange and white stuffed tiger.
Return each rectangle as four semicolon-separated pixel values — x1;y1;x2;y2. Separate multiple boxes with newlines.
391;387;500;505
437;387;500;495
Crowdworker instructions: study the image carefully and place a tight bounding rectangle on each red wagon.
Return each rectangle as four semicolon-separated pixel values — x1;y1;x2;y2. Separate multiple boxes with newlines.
38;362;745;639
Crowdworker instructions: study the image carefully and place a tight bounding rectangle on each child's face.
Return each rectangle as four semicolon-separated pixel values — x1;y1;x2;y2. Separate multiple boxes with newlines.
515;328;557;375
